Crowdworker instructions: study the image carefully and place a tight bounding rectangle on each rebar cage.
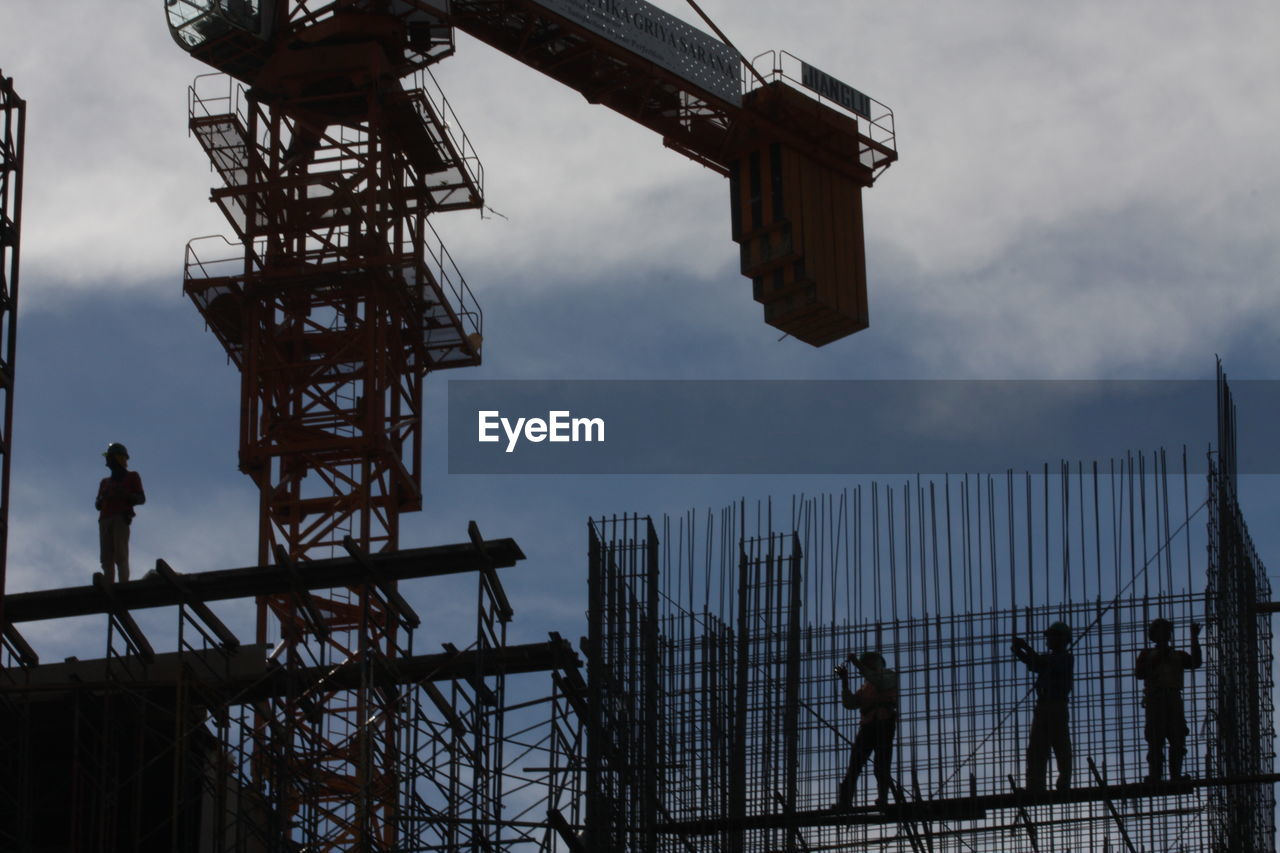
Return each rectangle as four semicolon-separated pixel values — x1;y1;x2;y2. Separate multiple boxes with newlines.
586;372;1274;852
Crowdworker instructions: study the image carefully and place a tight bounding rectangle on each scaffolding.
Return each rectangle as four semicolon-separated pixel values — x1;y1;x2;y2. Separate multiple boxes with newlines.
0;533;587;852
587;371;1275;852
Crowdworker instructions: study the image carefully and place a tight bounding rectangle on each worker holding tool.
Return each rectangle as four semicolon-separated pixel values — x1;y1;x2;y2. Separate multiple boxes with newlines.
95;442;145;583
1135;617;1201;782
1012;621;1074;792
833;650;899;810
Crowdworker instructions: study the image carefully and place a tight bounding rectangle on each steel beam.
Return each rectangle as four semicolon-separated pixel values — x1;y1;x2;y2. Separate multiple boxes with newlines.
655;772;1280;835
4;537;525;623
1;637;577;701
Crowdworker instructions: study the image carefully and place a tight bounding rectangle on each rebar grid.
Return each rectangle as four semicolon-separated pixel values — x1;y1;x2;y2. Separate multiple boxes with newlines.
588;404;1274;852
1205;368;1276;851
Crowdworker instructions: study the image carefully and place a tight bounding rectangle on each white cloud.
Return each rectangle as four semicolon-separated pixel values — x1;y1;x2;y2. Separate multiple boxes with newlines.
1;4;229;298
4;0;1279;367
2;1;1279;657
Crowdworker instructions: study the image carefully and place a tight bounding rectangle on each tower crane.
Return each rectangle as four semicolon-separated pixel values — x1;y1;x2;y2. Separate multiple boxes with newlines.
164;0;895;848
169;0;897;346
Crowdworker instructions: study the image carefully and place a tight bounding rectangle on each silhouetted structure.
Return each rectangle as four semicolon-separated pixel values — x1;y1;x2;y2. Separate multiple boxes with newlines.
586;369;1274;852
163;1;897;844
0;69;24;853
0;532;586;851
0;71;22;622
3;1;904;846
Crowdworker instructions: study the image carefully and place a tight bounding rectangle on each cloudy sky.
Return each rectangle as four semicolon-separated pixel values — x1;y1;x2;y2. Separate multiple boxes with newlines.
1;1;1278;658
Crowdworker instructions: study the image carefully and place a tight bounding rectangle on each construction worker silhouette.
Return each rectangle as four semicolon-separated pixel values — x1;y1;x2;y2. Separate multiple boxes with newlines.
833;651;898;809
95;442;145;583
1135;617;1201;782
1012;621;1074;792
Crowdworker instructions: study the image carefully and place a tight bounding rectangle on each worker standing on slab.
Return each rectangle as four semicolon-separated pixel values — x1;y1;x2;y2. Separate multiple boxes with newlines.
1136;617;1202;782
833;651;899;810
95;442;145;583
1012;621;1074;792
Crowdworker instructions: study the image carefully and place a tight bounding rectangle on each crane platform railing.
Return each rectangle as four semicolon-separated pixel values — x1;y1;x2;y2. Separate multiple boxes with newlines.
400;66;485;210
189;71;252;130
189;70;484;217
748;50;897;178
402;218;483;369
182;230;481;370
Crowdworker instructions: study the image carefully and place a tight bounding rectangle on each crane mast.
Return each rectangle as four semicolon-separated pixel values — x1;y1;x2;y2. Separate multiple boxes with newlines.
171;1;484;847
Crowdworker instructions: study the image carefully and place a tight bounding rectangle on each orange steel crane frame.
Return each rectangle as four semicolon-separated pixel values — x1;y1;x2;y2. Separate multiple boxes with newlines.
172;2;485;847
166;1;896;848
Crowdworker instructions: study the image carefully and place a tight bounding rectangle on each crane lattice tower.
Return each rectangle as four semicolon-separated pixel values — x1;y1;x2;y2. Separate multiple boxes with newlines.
170;1;483;846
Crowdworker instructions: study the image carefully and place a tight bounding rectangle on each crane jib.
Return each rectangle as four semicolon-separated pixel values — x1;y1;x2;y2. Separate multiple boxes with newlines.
532;0;743;105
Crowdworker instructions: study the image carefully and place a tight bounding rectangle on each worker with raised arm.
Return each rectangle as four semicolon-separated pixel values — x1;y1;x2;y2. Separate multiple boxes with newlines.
95;442;145;583
1012;621;1074;792
833;650;899;810
1135;617;1202;782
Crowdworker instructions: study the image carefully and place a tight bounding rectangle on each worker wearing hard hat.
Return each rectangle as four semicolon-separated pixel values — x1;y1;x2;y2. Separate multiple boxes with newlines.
95;442;145;583
832;650;899;810
1135;617;1202;782
1012;621;1074;792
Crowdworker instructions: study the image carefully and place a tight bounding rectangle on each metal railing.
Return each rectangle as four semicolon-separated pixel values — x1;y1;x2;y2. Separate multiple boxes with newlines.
406;66;485;202
411;217;483;353
189;72;250;133
183;234;253;286
747;50;897;177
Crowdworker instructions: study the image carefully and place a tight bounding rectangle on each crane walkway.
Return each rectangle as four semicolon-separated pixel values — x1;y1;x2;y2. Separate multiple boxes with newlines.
434;0;895;181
